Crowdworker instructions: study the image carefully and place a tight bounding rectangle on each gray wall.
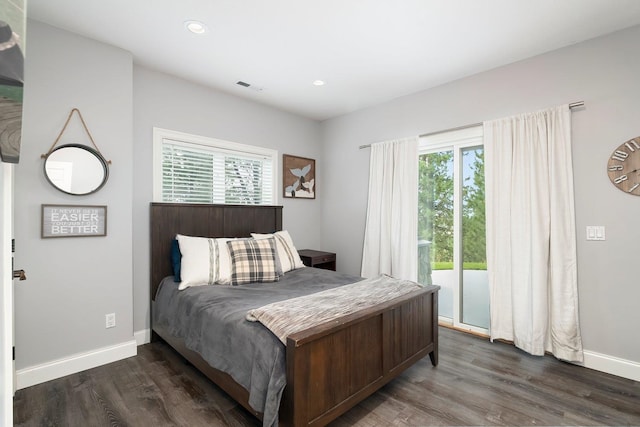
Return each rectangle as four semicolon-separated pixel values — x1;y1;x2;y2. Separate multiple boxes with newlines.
15;21;133;369
132;67;322;334
321;25;640;363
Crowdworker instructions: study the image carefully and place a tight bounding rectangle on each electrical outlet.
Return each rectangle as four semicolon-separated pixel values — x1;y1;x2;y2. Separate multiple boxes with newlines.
105;313;116;329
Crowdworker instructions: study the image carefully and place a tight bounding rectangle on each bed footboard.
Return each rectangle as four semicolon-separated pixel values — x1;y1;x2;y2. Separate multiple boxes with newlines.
280;286;438;427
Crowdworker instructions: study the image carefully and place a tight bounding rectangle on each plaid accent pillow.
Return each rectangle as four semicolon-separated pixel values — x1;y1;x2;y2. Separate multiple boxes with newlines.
228;238;280;285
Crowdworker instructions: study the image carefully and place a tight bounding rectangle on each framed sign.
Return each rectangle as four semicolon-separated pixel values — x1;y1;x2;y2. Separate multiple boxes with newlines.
283;154;315;199
41;204;107;238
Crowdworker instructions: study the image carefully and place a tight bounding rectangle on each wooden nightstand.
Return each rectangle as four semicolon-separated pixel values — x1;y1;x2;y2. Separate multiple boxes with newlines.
298;249;336;271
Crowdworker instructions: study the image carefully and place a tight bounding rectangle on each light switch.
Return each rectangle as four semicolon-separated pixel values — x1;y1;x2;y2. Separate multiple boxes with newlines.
586;226;605;241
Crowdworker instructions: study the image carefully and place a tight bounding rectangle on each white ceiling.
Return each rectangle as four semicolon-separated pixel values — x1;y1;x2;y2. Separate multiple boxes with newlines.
27;0;640;121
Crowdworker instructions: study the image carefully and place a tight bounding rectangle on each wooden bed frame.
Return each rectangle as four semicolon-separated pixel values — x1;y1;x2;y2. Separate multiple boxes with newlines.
150;202;439;426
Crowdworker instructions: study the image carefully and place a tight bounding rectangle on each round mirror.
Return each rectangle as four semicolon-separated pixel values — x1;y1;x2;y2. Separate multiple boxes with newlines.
43;144;109;195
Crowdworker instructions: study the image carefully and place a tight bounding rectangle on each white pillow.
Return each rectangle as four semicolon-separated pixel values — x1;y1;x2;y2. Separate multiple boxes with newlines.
251;230;305;273
176;234;234;289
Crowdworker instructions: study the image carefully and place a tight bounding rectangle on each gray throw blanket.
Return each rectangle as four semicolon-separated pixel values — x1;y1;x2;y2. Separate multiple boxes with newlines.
246;274;423;344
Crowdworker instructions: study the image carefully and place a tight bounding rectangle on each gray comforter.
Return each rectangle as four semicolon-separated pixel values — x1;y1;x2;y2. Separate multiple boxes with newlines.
153;267;362;427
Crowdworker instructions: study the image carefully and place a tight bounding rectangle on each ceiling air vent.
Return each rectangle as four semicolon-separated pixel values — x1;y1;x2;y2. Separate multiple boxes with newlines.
236;81;264;92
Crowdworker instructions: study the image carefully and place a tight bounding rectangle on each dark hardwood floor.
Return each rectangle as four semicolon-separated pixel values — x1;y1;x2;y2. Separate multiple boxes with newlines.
14;327;640;426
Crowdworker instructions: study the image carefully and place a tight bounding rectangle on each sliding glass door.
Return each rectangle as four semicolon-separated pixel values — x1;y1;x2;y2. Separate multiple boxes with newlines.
418;127;488;334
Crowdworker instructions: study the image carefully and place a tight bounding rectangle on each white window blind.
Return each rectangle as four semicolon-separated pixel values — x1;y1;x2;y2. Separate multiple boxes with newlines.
153;128;277;205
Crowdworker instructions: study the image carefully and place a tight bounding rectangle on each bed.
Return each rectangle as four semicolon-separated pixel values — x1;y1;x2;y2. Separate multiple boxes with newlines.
150;202;439;426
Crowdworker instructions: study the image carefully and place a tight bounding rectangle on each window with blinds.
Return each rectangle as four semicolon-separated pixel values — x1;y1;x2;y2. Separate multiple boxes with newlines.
153;128;277;205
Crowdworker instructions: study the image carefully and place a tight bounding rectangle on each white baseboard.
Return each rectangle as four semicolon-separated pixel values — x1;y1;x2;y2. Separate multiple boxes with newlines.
14;335;637;392
580;350;640;382
134;329;151;346
16;339;137;390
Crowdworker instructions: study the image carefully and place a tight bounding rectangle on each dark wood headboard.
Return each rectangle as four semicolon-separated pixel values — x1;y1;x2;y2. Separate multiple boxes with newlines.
150;203;283;301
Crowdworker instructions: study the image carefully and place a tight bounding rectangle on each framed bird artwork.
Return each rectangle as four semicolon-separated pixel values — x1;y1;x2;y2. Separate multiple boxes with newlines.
283;154;315;199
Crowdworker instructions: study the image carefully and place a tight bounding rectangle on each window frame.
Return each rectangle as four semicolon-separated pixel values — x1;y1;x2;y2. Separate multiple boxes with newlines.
152;127;278;205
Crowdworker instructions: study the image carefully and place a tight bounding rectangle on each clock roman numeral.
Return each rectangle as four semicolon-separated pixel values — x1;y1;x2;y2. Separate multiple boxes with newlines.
612;150;629;162
614;175;628;184
625;140;640;152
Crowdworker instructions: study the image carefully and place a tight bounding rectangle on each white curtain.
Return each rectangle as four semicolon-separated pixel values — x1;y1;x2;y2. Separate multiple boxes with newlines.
484;104;583;362
361;137;418;281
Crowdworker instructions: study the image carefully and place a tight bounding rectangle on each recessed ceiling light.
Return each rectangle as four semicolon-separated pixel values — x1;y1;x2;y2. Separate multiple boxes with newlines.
184;20;208;34
312;80;326;86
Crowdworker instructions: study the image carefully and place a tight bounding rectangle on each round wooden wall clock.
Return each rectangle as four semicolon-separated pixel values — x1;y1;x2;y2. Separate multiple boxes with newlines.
607;136;640;196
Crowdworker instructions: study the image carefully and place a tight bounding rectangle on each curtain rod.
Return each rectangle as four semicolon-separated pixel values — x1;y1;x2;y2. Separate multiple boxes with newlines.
358;101;584;149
